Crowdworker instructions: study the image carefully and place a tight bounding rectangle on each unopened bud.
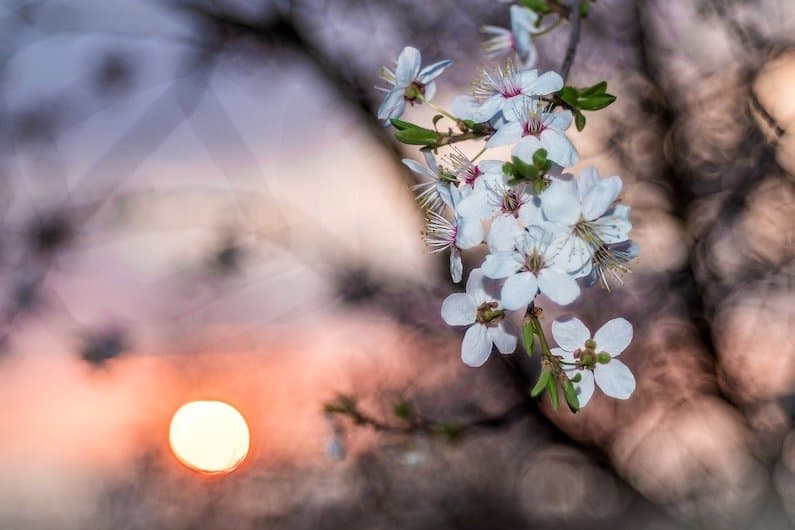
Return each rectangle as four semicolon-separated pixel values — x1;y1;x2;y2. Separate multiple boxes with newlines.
596;352;611;364
571;372;582;383
585;339;597;350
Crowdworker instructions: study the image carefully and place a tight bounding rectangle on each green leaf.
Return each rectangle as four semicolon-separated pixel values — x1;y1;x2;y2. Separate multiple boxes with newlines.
531;148;548;169
578;81;607;97
547;378;559;410
511;156;539;180
390;118;418;130
563;380;580;413
522;322;535;357
574;110;586;132
579;2;590;17
577;93;617;111
395;127;440;146
559;85;579;108
519;0;551;14
531;368;551;397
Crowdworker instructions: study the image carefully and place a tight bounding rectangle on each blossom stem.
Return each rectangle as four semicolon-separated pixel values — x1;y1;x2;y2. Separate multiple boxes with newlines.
416;94;458;122
533;18;564;37
471;146;487;162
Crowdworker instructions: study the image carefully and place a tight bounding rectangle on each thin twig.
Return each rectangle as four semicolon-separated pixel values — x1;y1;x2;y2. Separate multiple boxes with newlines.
560;0;583;83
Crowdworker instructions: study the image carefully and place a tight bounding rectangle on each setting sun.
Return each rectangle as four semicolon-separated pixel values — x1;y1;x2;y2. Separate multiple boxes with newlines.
169;401;250;475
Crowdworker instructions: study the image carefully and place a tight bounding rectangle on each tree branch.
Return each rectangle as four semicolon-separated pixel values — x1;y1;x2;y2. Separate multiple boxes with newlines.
560;0;583;82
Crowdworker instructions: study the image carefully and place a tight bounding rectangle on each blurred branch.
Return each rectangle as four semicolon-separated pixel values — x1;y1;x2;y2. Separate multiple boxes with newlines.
560;0;582;82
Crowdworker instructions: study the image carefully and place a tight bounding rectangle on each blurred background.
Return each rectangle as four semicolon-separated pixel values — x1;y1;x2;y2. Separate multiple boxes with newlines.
0;0;793;528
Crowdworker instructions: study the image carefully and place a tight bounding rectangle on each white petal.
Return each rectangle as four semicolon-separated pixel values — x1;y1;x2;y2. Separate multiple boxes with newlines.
377;89;404;121
500;272;537;311
594;359;635;399
456;217;484;249
578;167;600;201
455;192;492;222
441;293;476;325
551;347;575;362
518;198;544;227
465;268;489;301
526;70;563;96
540;179;580;225
551;317;590;351
487;215;521;252
395;46;421;84
449;249;463;283
593;213;632;243
572;369;595;407
482;252;522;279
486;122;523;148
556;235;593;273
537;268;580;305
581;175;622;221
402;158;436;178
511;135;544;164
539;129;578;167
451;94;501;123
424;81;437;101
489;323;517;354
462;324;493;367
593;317;633;356
546;110;573;131
418;59;453;83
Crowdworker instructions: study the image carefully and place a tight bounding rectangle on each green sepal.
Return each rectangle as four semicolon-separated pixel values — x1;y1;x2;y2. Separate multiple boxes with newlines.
547;378;560;410
531;368;551;397
531;148;548;169
522;322;535;357
390;118;417;130
563;379;580;413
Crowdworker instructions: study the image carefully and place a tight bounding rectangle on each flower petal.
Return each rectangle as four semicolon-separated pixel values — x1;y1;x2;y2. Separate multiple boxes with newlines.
572;369;595;407
402;158;436;179
577;167;600;201
377;89;404;121
526;70;563;96
581;175;622;221
482;252;522;279
486;122;523;148
395;46;421;85
449;248;463;283
540;178;580;225
462;324;493;367
552;347;575;363
546;110;573;131
418;59;453;83
489;323;517;354
456;217;484;249
537;268;580;305
594;359;635;399
441;293;476;325
465;268;489;301
539;129;578;167
593;317;633;356
551;317;590;351
500;271;537;311
487;214;521;252
424;80;437;101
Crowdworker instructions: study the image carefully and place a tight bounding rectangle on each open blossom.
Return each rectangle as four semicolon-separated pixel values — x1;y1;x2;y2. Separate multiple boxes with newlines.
441;269;517;367
423;185;483;283
482;227;580;309
541;168;632;274
551;317;635;406
377;46;452;124
403;151;453;211
451;63;563;124
482;5;539;68
489;98;578;168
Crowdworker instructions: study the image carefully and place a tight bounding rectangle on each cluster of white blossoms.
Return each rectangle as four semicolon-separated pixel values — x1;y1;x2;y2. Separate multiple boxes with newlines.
378;2;638;411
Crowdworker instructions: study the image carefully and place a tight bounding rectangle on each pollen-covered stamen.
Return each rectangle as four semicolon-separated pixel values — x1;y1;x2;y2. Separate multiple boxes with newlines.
446;149;481;186
476;301;504;325
380;66;397;86
524;249;546;274
501;189;524;215
411;181;444;211
472;60;523;102
481;28;515;59
591;243;634;291
572;219;605;251
422;210;457;253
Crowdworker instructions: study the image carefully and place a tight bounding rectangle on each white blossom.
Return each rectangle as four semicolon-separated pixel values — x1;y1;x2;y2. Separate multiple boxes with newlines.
450;63;563;124
551;317;635;406
482;227;580;309
482;6;539;68
378;46;453;124
541;168;631;274
489;98;578;168
441;269;517;367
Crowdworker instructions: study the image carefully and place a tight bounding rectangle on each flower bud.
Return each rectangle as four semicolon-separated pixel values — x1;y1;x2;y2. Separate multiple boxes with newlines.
596;352;611;364
585;339;597;350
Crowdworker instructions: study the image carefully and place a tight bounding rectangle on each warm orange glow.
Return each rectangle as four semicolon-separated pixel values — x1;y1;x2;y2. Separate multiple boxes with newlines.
169;401;250;474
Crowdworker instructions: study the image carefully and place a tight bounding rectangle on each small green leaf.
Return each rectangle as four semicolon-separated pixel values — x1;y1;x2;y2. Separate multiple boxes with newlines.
559;86;579;108
547;378;560;410
390;118;418;130
520;0;551;14
563;380;580;413
577;93;617;111
578;81;607;97
531;148;548;169
395;127;440;146
522;323;535;357
579;1;590;17
574;110;586;131
531;368;552;397
511;155;538;180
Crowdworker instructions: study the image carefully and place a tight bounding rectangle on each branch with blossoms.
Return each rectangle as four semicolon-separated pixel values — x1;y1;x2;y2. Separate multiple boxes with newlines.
327;0;639;442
